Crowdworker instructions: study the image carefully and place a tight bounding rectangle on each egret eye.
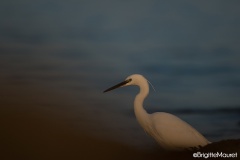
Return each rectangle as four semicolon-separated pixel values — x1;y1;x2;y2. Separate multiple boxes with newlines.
126;78;132;83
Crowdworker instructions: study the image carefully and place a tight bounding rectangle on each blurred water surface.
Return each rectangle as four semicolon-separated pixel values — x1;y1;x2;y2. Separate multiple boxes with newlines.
0;0;240;151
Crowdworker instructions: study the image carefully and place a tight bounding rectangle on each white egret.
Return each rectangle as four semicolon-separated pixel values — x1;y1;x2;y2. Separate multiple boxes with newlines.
104;74;210;150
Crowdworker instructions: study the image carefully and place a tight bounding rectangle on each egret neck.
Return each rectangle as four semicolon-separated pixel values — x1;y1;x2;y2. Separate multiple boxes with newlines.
134;78;151;131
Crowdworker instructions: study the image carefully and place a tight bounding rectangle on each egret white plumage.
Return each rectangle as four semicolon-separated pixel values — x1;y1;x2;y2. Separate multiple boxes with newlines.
104;74;210;150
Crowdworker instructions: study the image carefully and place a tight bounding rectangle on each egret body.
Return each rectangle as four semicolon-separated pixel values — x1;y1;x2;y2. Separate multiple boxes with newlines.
104;74;210;150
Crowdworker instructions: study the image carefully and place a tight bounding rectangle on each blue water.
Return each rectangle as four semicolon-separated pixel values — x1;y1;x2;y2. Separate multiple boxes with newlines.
1;0;240;149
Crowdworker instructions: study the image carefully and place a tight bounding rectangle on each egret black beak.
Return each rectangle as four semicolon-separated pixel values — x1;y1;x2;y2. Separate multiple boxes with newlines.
103;79;131;93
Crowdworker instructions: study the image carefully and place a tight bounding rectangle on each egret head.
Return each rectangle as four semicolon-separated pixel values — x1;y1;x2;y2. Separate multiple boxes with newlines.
103;74;145;93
